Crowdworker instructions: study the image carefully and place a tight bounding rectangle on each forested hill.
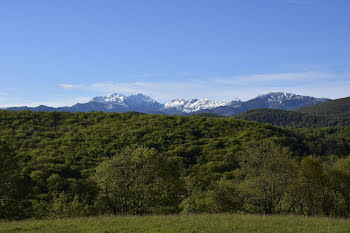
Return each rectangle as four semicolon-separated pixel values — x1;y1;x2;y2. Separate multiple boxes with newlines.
1;110;350;219
233;96;350;128
0;110;306;166
234;108;350;128
297;96;350;117
2;110;347;163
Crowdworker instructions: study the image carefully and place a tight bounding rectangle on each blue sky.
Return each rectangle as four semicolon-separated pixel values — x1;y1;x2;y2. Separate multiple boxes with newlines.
0;0;349;107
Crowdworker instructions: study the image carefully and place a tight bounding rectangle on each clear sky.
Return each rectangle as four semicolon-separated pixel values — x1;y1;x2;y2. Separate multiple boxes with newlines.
1;0;349;107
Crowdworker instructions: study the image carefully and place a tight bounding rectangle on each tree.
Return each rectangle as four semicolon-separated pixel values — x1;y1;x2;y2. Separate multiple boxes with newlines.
50;192;84;217
238;140;297;214
328;156;350;216
295;156;327;216
0;140;19;219
92;147;184;215
210;178;242;213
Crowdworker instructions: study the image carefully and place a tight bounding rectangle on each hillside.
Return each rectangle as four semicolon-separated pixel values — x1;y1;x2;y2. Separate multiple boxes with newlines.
235;108;350;128
0;110;310;170
2;110;346;168
297;96;350;117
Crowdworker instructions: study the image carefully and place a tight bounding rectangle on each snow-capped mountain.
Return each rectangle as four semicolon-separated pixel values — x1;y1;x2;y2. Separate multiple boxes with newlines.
5;92;330;115
89;93;162;111
185;92;330;116
244;92;330;111
92;93;128;105
164;98;241;113
69;93;163;113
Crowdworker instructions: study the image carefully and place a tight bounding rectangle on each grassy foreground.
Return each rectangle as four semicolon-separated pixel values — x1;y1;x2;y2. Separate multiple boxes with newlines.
0;214;350;233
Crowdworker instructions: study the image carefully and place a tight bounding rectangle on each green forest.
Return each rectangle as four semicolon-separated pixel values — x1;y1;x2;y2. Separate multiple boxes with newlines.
1;109;350;219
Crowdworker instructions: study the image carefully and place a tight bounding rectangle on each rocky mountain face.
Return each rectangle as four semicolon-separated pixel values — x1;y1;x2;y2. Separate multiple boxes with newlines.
5;92;330;116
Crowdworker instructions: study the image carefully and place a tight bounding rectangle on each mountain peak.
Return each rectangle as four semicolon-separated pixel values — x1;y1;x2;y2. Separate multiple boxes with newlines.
92;93;125;103
249;92;330;110
259;92;328;100
88;93;163;112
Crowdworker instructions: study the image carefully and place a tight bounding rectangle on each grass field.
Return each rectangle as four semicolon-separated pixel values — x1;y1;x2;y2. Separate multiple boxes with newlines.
0;214;349;233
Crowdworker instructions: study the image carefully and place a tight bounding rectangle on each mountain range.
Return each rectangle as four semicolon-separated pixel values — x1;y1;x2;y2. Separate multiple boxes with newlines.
5;92;330;116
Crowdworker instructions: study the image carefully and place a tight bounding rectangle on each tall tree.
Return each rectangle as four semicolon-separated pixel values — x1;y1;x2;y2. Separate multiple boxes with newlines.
329;156;350;216
92;147;184;215
295;156;326;216
238;140;297;214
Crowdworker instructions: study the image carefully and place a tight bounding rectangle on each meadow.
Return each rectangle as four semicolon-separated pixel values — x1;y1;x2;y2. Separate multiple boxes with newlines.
0;214;349;233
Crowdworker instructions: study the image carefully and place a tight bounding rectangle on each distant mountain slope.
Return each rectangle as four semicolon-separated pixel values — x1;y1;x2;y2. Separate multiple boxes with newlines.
5;92;330;115
297;97;350;117
234;108;350;128
5;105;57;112
242;92;330;110
194;92;330;116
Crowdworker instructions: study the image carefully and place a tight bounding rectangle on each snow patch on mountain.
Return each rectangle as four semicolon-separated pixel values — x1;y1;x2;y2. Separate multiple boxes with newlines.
266;92;306;104
164;98;241;113
92;93;127;105
257;92;322;104
92;93;158;105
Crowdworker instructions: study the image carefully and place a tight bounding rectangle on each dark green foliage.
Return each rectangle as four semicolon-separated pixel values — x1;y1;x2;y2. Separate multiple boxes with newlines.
235;108;350;128
235;96;350;127
191;113;224;118
0;141;19;219
297;96;350;117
